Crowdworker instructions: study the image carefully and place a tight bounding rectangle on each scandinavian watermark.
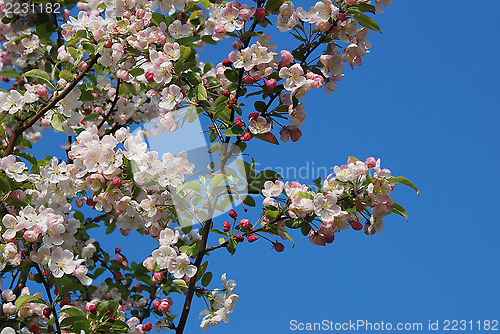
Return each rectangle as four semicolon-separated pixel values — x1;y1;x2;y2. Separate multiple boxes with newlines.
289;319;499;332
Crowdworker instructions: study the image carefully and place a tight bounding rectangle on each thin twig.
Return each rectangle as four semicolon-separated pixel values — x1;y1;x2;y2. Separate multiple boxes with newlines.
4;54;100;157
35;264;62;334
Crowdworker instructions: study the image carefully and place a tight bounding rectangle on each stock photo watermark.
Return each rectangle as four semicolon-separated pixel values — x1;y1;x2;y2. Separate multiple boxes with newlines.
289;319;499;332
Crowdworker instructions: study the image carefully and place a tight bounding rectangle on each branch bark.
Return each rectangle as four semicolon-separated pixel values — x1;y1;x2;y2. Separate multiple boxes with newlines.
3;53;100;157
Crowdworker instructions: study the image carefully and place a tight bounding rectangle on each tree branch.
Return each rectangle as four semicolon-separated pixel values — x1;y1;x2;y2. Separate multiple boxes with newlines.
3;53;100;157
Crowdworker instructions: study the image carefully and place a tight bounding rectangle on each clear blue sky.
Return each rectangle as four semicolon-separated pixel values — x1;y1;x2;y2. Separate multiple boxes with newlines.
30;1;500;333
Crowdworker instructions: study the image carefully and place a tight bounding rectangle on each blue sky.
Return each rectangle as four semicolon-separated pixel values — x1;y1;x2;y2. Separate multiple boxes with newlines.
26;1;500;333
182;1;500;333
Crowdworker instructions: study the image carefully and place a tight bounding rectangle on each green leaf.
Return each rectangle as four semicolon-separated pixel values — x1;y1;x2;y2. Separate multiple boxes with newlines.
265;0;285;13
17;152;37;167
356;3;376;14
129;67;144;77
24;69;51;85
51;112;66;132
201;35;217;45
179;46;192;63
97;301;118;318
353;13;382;33
236;159;255;179
59;306;87;318
392;202;408;222
227;238;237;255
59;70;75;82
173;279;188;289
197;83;208;101
224;69;239;82
242;195;256;207
15;136;32;149
201;271;212;287
211;174;230;189
255;170;282;182
224;126;244;137
390;176;419;195
254;101;267;113
82;113;100;122
0;176;11;192
91;267;106;279
208;142;223;153
15;294;43;311
196;261;208;282
300;222;311;236
0;68;20;78
183;180;201;192
106;222;116;234
297;191;314;200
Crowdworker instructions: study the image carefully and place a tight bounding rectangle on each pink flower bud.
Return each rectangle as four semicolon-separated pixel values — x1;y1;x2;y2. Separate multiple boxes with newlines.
288;126;302;142
86;303;97;313
152;272;164;284
75;197;84;208
280;50;294;66
142;322;153;332
152;299;161;309
9;189;26;201
23;230;39;242
247;235;258;242
239;219;250;229
235;234;244;242
255;8;266;21
116;69;131;82
135;8;145;19
122;10;132;19
264;132;278;144
223;221;231;232
280;129;289;142
234;118;244;127
2;289;15;301
112;178;122;187
222;89;231;97
365;157;377;168
308;230;326;246
265;78;277;89
222;58;232;67
243;75;255;85
143;257;155;271
145;71;155;83
240;132;252;141
273;242;284;252
1;75;8;82
62;9;71;19
232;40;243;50
337;12;346;22
229;209;237;219
78;60;88;71
214;23;226;34
350;220;363;231
316;20;332;32
248;112;259;119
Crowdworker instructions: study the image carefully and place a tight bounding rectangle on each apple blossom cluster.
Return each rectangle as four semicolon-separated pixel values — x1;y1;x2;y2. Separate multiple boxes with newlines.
0;155;93;286
68;125;195;231
1;287;47;321
260;157;405;246
199;273;240;331
0;0;409;333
